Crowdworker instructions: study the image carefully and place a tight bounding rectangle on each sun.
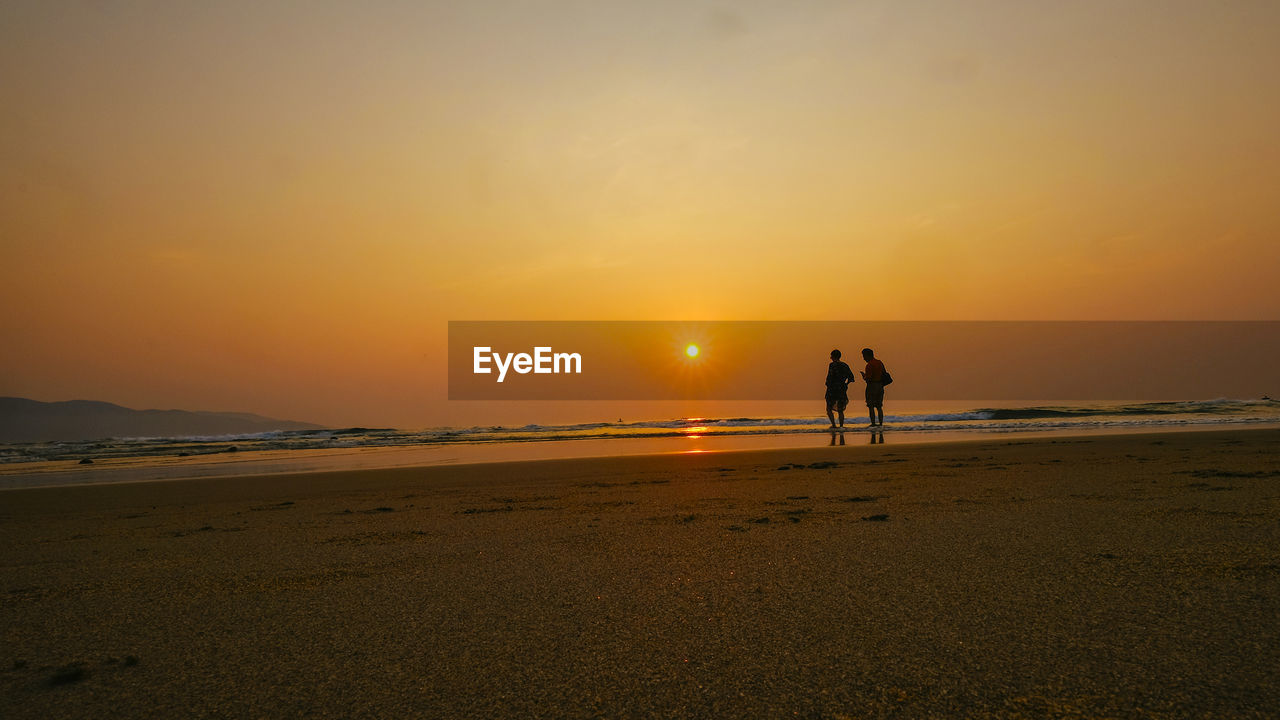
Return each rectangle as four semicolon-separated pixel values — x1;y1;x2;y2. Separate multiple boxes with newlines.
685;343;700;359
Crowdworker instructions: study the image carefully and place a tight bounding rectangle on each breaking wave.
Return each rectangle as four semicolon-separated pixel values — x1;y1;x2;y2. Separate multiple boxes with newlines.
4;399;1277;465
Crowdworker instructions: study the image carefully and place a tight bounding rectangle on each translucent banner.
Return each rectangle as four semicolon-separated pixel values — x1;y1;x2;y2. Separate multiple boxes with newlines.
448;321;1279;401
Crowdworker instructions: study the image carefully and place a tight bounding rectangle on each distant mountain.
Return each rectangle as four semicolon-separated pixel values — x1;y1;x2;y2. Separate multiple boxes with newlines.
0;397;324;443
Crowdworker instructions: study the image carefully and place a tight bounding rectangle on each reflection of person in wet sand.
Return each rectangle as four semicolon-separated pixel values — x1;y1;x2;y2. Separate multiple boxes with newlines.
825;349;856;428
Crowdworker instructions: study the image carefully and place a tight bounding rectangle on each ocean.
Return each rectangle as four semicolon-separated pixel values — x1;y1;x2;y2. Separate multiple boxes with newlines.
1;398;1278;489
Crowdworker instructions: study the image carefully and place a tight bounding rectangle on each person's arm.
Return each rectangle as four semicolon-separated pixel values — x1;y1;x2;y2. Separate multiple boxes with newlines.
861;363;880;382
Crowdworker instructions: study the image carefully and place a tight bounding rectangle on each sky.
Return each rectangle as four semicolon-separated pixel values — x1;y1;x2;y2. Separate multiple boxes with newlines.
2;1;1278;428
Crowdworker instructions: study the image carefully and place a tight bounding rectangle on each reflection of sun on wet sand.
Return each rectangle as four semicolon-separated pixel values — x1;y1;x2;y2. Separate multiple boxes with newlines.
2;428;1279;717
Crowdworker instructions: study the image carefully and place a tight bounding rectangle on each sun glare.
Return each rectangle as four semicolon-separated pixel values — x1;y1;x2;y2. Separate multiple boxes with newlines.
685;344;700;359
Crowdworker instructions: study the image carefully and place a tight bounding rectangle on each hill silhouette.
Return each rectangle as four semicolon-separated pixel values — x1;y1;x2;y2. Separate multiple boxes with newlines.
0;397;323;443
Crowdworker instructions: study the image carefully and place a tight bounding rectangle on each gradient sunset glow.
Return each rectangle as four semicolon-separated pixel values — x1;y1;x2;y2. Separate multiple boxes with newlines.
2;1;1278;428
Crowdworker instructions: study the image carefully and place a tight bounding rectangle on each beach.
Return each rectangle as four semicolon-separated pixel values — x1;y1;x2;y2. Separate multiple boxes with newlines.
2;427;1278;718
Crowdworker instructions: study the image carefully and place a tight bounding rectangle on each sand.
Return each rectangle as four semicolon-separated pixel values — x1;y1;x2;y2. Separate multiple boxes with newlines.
2;428;1278;718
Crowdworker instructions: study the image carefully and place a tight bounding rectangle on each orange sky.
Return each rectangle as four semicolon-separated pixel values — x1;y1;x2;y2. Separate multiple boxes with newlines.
2;1;1278;427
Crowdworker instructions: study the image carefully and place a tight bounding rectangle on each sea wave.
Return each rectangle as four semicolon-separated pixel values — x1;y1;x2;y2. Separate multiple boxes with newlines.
976;399;1274;420
3;398;1276;464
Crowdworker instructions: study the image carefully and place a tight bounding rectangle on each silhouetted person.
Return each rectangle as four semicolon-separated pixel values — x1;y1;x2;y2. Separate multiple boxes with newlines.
825;349;856;428
859;347;886;427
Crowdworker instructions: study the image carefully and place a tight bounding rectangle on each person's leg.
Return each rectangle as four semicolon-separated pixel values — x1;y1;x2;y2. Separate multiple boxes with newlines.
826;400;836;428
867;385;885;425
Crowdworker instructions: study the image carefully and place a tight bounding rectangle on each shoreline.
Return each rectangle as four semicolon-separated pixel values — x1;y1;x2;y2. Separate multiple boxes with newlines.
4;421;1279;492
2;425;1277;504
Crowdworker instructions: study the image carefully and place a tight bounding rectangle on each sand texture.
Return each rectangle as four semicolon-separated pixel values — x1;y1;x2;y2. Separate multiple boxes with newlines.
2;428;1279;718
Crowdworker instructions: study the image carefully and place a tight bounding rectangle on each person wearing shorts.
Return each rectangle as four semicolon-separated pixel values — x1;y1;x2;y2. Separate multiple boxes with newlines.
860;347;886;427
825;349;856;428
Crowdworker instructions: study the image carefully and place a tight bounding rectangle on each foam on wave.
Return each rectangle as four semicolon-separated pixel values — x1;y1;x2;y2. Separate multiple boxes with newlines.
5;399;1276;464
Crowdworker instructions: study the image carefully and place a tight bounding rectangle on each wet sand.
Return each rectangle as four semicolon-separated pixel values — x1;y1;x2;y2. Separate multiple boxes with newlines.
2;428;1278;718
